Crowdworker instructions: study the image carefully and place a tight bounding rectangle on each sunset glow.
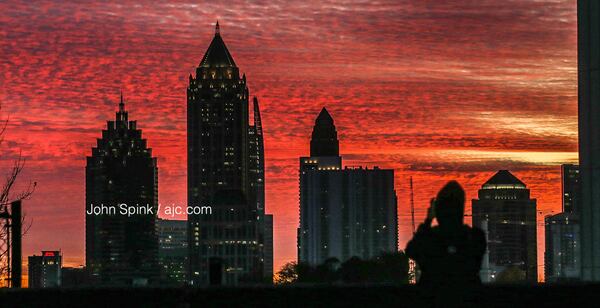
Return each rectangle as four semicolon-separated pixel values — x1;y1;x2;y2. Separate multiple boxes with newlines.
0;0;577;279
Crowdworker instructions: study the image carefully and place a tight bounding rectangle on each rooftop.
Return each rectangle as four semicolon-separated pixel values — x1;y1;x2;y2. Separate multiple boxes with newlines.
199;21;237;68
482;170;526;189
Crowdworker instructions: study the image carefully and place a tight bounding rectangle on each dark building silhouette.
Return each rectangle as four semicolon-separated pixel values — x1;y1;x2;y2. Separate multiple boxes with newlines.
561;164;581;214
61;267;88;288
298;108;398;265
85;95;159;286
248;97;274;280
545;213;580;282
545;164;581;282
578;0;600;281
157;218;188;285
28;251;62;288
187;22;272;285
310;108;339;157
472;170;537;283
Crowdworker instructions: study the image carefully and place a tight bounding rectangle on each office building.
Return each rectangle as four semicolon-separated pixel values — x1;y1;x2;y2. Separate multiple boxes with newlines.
85;95;159;286
187;22;272;285
545;164;581;282
472;170;537;283
545;213;580;282
578;0;600;281
28;251;61;288
298;108;398;265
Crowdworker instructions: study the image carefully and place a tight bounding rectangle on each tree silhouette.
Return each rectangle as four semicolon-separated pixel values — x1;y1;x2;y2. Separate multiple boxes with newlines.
274;262;299;284
275;252;409;285
0;105;36;287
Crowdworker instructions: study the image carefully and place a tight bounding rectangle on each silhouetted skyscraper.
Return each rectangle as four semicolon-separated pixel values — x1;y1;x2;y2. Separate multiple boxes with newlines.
248;97;273;280
187;22;271;285
298;108;398;265
545;213;580;282
86;95;159;286
545;164;581;282
310;108;339;157
578;0;600;281
28;251;61;288
472;170;537;283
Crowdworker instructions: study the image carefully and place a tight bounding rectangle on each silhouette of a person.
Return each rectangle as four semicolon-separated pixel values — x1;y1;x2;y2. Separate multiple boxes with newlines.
405;181;486;285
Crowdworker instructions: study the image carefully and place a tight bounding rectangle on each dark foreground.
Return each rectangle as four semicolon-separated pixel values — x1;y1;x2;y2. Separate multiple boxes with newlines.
2;284;599;307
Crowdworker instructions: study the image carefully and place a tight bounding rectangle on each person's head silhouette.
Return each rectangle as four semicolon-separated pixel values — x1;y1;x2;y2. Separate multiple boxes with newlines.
435;181;465;227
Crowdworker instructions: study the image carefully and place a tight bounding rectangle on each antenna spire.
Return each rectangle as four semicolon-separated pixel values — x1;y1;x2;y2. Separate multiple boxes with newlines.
410;176;415;234
215;20;220;35
119;90;125;112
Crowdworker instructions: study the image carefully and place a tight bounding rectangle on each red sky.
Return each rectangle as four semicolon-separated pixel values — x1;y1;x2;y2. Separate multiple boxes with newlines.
0;0;577;280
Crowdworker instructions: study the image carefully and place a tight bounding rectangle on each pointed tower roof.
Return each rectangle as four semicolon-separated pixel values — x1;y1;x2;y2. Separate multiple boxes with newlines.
253;97;263;136
316;108;334;125
483;170;526;189
200;21;236;68
310;107;339;157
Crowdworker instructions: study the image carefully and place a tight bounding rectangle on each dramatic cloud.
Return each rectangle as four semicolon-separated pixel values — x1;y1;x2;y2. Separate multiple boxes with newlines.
0;0;576;276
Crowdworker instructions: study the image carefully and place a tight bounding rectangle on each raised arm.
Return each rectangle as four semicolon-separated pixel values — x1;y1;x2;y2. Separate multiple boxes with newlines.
405;198;436;260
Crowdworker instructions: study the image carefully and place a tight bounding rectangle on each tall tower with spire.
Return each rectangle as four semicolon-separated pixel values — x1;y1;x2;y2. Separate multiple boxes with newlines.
85;94;159;286
298;108;397;265
187;22;271;285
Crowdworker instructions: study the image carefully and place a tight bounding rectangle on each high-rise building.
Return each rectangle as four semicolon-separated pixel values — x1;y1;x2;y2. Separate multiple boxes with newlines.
472;170;537;283
561;164;581;214
298;108;398;265
28;251;62;288
578;1;600;280
187;22;271;285
545;213;580;282
248;97;273;280
157;218;188;285
545;164;581;282
85;95;159;286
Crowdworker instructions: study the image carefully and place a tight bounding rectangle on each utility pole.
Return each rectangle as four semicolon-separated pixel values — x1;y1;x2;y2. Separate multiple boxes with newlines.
11;201;21;288
410;177;415;234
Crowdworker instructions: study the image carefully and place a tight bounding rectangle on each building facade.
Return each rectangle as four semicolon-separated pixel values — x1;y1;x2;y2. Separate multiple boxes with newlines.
28;251;62;288
472;170;537;283
85;95;159;286
61;267;88;288
561;164;581;214
578;0;600;281
298;108;398;265
187;23;272;285
157;218;188;285
545;213;580;282
545;164;581;282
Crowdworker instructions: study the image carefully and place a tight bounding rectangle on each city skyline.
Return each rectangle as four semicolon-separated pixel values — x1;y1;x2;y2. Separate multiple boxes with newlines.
0;1;578;279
